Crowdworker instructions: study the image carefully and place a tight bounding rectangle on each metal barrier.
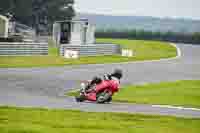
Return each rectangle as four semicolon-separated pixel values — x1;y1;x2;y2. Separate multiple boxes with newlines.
0;42;48;56
60;44;121;56
9;22;36;42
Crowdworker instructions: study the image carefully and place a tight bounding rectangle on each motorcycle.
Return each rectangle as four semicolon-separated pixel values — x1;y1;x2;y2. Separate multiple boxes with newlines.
75;81;112;104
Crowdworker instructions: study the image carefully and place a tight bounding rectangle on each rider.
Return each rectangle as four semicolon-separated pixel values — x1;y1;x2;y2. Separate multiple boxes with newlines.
84;69;123;101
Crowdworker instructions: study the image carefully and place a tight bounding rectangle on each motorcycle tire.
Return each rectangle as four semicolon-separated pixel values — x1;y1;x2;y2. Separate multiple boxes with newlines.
97;91;112;104
96;95;106;104
75;95;85;102
106;97;112;103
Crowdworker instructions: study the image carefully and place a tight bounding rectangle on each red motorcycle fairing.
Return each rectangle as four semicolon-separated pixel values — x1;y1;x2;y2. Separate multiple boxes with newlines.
85;79;120;102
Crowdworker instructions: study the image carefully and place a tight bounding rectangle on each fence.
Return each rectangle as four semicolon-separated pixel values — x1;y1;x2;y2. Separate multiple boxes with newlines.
0;42;48;56
60;44;121;56
9;22;36;42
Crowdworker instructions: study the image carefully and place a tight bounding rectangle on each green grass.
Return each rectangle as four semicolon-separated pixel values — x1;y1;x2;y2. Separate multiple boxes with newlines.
48;47;59;56
48;38;59;56
113;80;200;108
0;39;177;68
96;38;177;60
67;80;200;108
0;106;200;133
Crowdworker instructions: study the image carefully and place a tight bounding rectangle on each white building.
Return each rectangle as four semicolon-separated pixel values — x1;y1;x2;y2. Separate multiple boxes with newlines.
0;15;9;38
53;18;95;46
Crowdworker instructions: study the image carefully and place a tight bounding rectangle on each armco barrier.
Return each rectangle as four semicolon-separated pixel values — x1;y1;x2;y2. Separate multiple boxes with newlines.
0;42;48;56
60;44;121;56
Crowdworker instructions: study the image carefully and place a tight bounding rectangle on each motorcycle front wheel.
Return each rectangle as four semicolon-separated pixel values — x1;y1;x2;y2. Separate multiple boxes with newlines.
75;94;85;102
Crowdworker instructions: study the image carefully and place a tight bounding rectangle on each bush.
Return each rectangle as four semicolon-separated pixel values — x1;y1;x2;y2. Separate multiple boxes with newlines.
0;37;14;42
9;34;23;42
95;30;200;44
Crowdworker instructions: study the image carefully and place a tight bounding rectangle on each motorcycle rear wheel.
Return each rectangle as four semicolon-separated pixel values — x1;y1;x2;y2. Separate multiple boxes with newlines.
96;92;112;104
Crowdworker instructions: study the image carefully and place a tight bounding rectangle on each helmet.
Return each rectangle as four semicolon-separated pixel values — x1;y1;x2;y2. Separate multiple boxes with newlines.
111;69;123;80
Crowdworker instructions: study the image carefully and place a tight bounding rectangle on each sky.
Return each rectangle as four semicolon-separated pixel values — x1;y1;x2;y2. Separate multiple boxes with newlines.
74;0;200;20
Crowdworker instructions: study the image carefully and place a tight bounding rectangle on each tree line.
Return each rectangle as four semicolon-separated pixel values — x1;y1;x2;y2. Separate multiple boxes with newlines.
95;29;200;44
0;0;75;34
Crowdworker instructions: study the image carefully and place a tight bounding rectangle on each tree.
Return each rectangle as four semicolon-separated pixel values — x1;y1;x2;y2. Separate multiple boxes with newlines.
0;0;75;33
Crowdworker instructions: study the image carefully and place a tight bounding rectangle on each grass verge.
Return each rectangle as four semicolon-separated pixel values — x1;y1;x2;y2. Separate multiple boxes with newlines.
67;80;200;108
114;80;200;108
0;39;177;68
0;106;200;133
96;38;177;60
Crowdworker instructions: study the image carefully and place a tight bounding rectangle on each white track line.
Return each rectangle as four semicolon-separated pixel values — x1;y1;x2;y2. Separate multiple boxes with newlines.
170;43;182;58
152;105;200;111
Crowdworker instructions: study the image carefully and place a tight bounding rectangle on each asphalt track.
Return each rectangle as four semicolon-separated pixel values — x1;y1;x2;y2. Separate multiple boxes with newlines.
0;43;200;118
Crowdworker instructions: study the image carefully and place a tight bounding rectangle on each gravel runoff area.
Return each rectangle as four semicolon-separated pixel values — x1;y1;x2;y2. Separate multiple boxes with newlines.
0;43;200;118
